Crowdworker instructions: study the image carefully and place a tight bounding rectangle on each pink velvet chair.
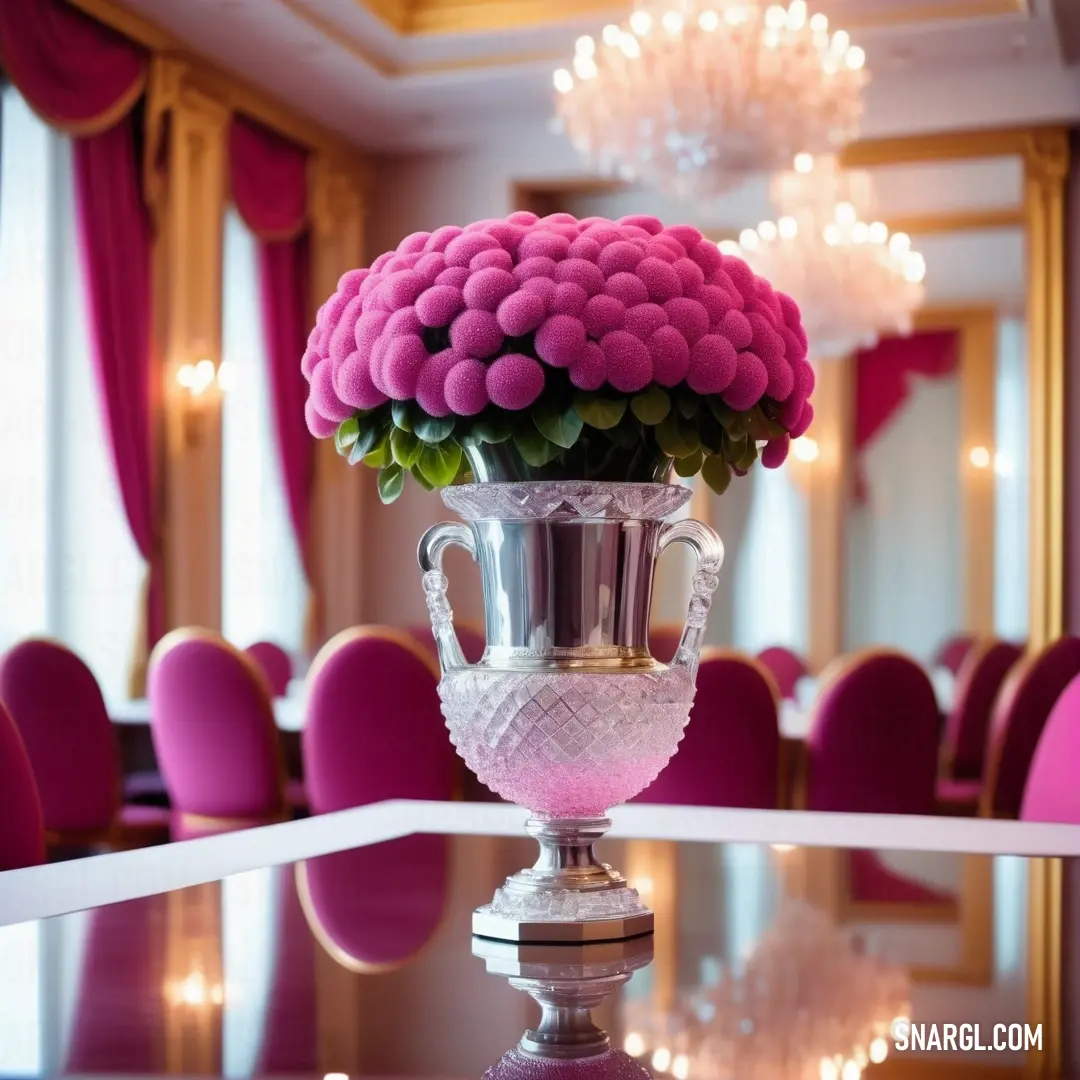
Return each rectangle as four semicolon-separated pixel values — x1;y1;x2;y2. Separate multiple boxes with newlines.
932;634;978;676
634;650;781;808
1020;672;1080;823
0;698;46;871
64;894;169;1072
756;645;809;701
407;621;486;667
803;650;939;815
148;628;297;840
981;636;1080;819
936;639;1023;810
244;641;293;697
303;626;454;812
299;626;452;970
649;623;684;664
0;638;169;848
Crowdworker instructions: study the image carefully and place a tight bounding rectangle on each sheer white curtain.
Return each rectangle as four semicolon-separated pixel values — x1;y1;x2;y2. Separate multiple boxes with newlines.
994;317;1028;641
0;87;141;701
845;375;962;660
221;209;306;652
731;463;809;656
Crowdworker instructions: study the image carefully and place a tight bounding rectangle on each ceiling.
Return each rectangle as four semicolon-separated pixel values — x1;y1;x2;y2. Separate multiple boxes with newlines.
103;0;1080;151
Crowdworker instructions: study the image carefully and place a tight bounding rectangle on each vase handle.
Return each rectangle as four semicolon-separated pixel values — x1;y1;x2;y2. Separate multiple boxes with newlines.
417;521;478;675
657;518;724;679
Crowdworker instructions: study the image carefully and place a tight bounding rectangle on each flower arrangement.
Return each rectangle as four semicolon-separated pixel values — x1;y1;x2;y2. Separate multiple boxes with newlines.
302;211;813;502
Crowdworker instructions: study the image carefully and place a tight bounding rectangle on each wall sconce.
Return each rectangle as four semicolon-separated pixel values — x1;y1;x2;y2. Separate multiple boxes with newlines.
968;445;991;469
166;970;224;1008
175;358;232;446
792;436;820;464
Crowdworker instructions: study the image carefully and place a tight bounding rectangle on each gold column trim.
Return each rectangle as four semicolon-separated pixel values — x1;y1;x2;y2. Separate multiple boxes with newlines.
1025;857;1062;1079
308;152;375;644
152;56;230;633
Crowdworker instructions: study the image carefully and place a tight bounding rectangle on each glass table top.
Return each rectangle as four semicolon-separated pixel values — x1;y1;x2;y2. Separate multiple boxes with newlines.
0;827;1063;1079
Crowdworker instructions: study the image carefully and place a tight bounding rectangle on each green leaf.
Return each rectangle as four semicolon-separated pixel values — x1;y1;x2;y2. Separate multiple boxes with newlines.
377;463;405;504
513;429;561;468
390;427;422;468
363;434;392;468
736;439;759;471
347;424;380;465
574;393;627;431
676;392;700;420
410;463;434;491
655;414;701;459
533;398;584;449
470;413;514;445
414;413;456;445
418;440;463;488
606;418;641;449
697;411;724;455
630;386;671;426
335;417;360;455
748;405;787;440
391;400;413;432
674;449;704;478
708;397;753;437
702;454;732;495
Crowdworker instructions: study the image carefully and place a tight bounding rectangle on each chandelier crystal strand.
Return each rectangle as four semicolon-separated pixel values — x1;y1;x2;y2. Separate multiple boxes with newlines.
552;2;868;200
728;153;927;358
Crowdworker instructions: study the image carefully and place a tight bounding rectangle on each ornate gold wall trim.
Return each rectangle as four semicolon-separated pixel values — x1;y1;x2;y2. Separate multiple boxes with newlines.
1026;857;1063;1079
355;0;1028;36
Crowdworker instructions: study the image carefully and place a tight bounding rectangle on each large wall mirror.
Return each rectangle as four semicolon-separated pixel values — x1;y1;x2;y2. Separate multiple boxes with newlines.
512;126;1068;831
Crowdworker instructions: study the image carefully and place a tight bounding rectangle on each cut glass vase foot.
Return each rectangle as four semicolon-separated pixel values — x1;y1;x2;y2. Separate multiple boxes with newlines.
472;817;654;943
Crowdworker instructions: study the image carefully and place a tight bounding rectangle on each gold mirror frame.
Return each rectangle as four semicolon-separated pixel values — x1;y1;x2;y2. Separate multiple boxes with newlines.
838;126;1069;654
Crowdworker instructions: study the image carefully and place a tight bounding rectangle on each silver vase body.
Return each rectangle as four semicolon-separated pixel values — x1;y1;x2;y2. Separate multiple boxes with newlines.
417;481;723;939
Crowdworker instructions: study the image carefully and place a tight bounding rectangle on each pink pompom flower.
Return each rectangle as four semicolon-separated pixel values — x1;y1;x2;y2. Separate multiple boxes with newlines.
302;211;812;500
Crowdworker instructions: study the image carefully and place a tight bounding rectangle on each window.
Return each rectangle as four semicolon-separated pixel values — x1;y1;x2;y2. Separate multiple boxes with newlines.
221;209;306;653
0;87;141;702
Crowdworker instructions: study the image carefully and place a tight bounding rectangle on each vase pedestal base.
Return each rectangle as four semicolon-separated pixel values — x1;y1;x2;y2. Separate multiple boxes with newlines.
472;816;654;944
472;935;654;1060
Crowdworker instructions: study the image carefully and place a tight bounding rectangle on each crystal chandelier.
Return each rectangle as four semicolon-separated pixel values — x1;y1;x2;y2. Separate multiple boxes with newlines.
622;902;911;1080
728;153;927;358
552;1;868;201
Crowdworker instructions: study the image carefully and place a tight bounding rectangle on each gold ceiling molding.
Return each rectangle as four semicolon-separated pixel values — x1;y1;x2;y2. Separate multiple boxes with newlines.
355;0;1028;36
67;0;371;158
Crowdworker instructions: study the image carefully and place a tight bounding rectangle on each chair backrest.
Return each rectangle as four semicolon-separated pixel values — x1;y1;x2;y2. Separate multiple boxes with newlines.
297;834;449;972
0;698;46;870
635;651;780;808
649;623;684;665
941;639;1023;780
982;636;1080;818
244;641;293;697
148;629;285;824
1020;672;1080;823
0;638;120;832
805;650;939;815
932;634;977;676
756;646;809;701
406;622;486;667
303;627;454;813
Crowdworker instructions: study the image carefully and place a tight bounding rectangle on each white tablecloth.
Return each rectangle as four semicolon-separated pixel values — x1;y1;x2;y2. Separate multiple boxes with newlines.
110;687;306;732
109;670;953;743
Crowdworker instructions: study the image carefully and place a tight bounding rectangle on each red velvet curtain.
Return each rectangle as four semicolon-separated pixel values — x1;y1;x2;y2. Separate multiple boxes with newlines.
854;330;959;500
0;0;161;676
229;116;315;614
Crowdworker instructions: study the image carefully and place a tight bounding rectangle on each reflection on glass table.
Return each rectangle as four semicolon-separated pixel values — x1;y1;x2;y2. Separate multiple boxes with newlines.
0;834;1058;1078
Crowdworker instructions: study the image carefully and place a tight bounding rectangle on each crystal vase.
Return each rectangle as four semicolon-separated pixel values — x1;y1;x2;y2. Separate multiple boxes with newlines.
417;481;723;942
